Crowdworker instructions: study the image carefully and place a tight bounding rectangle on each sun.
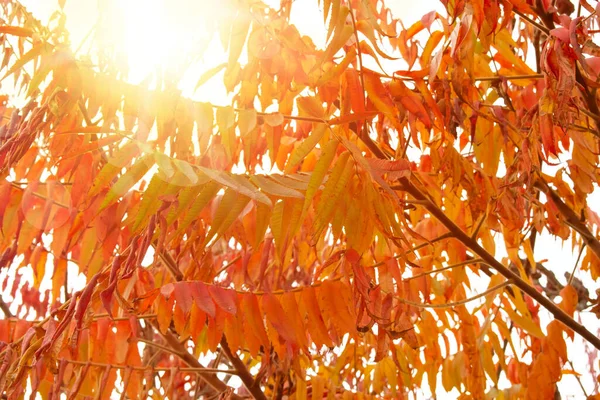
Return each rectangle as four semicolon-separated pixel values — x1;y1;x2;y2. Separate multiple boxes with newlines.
109;0;227;88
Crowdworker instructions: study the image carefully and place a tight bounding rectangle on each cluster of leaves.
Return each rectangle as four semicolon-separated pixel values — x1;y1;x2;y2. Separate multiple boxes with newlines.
0;0;600;398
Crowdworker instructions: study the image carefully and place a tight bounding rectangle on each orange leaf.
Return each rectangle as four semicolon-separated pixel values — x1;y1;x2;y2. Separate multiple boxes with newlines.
206;308;226;351
0;26;33;37
241;293;270;351
262;294;297;346
559;284;578;316
156;294;174;334
281;292;308;349
224;311;244;351
300;287;334;348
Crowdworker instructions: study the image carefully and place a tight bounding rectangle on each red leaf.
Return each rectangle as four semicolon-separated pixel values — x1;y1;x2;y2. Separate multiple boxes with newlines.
208;285;237;314
262;294;297;345
190;282;216;317
539;114;557;157
174;282;194;314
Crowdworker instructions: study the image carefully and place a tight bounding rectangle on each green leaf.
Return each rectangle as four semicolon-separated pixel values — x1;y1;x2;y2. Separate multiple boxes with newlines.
166;185;203;225
302;138;339;214
204;188;250;247
199;167;272;207
175;180;221;236
312;151;354;240
89;142;141;197
99;154;153;211
132;174;180;233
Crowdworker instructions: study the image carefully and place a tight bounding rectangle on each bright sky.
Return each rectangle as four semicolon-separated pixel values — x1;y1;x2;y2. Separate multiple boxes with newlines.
10;0;600;398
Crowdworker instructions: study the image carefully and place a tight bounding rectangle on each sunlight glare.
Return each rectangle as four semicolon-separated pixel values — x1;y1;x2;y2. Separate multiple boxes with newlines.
113;0;217;83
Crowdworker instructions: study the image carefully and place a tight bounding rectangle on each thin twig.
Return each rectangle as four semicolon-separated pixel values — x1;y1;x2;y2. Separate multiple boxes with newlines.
0;297;12;318
513;9;550;34
396;280;512;309
215;256;241;276
568;360;588;397
64;359;239;374
568;244;587;286
136;338;180;355
404;258;484;281
398;177;600;350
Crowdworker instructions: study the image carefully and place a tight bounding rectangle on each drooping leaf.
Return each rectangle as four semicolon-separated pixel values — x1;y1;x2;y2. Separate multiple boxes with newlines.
286;124;327;173
302;138;339;214
249;174;304;198
204;188;251;246
99;154;153;210
200;167;272;206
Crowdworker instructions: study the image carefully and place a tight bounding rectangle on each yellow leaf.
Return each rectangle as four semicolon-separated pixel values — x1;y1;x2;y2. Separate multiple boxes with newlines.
174;181;220;236
89;142;141;197
296;96;325;119
295;376;307;400
315;50;356;86
286;124;327;173
194;63;226;91
249;175;304;198
200;167;272;206
326;1;343;41
227;10;251;71
2;42;52;82
217;106;236;158
0;26;33;37
302;138;339;214
356;20;398;60
52;258;67;302
204;188;250;246
100;154;153;210
312;151;354;241
492;30;537;76
310;376;325;400
238;108;257;136
264;112;284;127
547;320;567;362
133;173;177;233
502;298;544;338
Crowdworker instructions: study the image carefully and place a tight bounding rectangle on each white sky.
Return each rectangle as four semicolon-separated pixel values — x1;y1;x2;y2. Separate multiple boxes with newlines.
7;0;600;398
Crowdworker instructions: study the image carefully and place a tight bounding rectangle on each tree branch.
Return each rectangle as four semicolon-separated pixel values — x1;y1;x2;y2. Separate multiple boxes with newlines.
0;297;12;318
153;323;243;400
397;177;600;350
158;248;267;399
220;337;267;400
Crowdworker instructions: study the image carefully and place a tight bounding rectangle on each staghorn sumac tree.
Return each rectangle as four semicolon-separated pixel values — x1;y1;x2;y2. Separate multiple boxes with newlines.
1;0;600;398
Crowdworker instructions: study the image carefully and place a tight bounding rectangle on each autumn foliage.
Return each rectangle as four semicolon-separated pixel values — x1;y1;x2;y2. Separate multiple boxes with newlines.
1;0;600;398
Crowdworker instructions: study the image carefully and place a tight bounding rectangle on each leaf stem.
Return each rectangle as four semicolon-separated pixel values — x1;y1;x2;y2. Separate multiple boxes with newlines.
396;280;511;309
404;258;484;281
